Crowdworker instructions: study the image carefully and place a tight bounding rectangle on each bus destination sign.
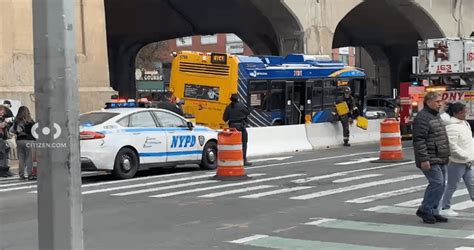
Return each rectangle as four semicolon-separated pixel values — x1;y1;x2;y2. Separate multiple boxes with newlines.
211;53;227;65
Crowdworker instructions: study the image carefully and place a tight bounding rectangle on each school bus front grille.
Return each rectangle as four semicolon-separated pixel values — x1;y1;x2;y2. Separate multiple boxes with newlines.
179;62;230;76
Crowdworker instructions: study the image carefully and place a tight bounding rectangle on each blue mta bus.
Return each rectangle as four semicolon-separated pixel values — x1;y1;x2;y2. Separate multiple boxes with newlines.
170;51;367;129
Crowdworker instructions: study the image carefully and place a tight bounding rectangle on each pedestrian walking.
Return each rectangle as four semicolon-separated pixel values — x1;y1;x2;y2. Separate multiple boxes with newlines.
223;93;252;166
439;102;474;217
10;106;36;180
412;92;450;224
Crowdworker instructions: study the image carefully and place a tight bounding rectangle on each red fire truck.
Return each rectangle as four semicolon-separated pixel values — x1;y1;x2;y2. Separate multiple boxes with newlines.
400;37;474;135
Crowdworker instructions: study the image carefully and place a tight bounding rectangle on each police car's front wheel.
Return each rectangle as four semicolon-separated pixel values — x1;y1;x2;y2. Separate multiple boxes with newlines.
112;148;139;179
200;141;217;170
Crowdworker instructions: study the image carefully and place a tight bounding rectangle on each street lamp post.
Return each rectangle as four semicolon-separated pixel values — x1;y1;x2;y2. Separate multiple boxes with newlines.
32;0;84;249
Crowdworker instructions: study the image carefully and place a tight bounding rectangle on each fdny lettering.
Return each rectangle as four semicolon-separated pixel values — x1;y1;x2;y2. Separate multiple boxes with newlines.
171;135;196;148
441;92;464;101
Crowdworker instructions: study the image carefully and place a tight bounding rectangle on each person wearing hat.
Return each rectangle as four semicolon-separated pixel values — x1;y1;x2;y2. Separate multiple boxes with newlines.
335;87;358;147
223;93;252;166
2;100;14;118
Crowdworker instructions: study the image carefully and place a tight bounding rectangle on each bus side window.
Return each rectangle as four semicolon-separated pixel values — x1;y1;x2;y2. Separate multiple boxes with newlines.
249;81;269;112
270;81;286;111
312;80;323;111
323;80;337;110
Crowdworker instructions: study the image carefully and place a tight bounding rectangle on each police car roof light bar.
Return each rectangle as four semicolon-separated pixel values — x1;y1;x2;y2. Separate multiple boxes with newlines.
105;102;138;109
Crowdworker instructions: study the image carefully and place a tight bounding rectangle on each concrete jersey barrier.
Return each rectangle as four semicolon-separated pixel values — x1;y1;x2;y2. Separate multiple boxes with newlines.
305;119;383;149
247;124;313;157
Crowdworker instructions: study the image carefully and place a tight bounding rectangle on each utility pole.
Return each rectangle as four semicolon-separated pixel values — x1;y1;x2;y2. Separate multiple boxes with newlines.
32;0;83;249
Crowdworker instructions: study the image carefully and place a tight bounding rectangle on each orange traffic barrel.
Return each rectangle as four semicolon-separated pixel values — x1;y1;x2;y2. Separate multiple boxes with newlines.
372;118;410;163
213;128;250;181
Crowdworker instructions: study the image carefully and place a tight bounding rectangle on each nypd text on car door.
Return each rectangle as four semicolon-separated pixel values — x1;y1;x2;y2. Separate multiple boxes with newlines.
153;111;200;162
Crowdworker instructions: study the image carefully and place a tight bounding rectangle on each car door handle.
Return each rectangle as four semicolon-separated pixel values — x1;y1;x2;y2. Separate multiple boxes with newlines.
132;132;141;135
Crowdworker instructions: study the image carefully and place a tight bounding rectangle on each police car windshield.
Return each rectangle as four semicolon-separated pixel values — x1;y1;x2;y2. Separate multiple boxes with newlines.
80;112;119;126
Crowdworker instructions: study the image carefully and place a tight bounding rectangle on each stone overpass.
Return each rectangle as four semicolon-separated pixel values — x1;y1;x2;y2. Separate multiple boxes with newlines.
1;0;472;113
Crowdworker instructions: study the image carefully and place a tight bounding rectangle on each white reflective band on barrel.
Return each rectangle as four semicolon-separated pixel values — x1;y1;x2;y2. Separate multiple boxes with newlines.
218;160;244;167
380;146;403;151
380;133;401;138
218;145;242;151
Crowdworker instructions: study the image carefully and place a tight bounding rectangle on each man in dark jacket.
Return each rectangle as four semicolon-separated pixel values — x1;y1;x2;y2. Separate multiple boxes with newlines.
223;93;251;166
412;91;450;224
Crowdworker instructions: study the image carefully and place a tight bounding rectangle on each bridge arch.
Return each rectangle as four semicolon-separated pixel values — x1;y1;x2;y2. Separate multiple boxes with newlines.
332;0;444;95
104;0;304;97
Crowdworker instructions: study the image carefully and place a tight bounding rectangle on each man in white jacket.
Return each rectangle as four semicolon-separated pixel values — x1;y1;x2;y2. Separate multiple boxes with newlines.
440;102;474;217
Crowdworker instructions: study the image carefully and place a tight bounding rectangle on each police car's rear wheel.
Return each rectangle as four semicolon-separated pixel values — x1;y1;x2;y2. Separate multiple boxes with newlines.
112;148;139;179
200;141;217;170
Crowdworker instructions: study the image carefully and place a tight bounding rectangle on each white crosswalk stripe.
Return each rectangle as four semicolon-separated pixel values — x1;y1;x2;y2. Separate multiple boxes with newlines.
28;172;193;194
334;157;379;165
150;174;306;198
0;181;37;188
292;161;414;184
346;185;426;204
292;173;347;184
333;174;383;183
198;185;275;198
451;200;474;211
395;189;469;207
239;186;314;199
111;173;266;196
0;185;37;193
83;173;225;195
290;175;424;200
110;180;219;196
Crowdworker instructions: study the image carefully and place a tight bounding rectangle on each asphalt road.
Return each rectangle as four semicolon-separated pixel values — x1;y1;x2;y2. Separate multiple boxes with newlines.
1;142;473;250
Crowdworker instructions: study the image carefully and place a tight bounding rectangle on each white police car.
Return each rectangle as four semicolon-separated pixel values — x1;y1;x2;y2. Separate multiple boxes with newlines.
79;101;218;179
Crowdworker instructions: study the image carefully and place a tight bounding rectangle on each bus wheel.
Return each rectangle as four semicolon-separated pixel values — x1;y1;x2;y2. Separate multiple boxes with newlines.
200;141;217;170
273;120;283;126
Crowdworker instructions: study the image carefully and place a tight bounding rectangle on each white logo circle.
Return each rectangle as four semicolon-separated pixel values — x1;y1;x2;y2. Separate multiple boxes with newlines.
32;123;62;140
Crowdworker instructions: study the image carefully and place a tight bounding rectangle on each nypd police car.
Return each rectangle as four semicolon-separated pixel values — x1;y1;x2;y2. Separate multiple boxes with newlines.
79;101;218;179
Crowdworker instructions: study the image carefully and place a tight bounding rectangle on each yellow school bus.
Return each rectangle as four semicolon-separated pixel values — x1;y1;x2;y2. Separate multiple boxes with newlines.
169;51;239;129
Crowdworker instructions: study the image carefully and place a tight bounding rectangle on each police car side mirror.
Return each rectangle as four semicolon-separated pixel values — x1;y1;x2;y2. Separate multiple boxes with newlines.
187;121;194;130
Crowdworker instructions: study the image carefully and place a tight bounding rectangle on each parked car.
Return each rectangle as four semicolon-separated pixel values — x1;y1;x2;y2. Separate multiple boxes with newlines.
364;95;399;118
80;101;218;179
